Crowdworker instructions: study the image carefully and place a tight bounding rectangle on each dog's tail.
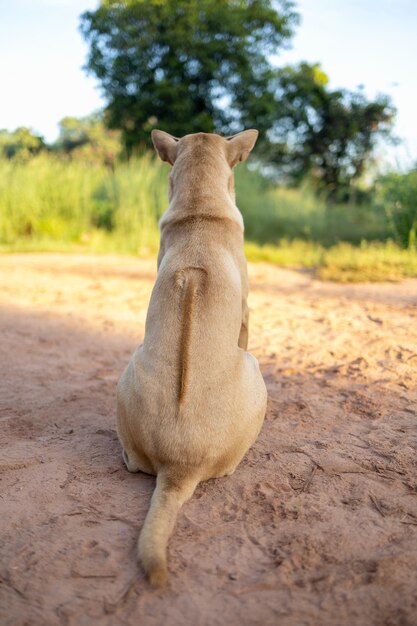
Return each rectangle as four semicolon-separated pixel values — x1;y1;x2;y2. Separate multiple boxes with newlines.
138;468;199;587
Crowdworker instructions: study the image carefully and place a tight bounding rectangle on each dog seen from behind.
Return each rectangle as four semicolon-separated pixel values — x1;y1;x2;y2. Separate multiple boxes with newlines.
117;129;267;587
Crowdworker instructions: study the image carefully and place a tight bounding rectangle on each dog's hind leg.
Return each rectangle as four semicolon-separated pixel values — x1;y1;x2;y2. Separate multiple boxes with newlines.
122;448;155;475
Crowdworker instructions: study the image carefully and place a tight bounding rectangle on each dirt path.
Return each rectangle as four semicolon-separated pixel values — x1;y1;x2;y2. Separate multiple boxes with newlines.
0;254;416;626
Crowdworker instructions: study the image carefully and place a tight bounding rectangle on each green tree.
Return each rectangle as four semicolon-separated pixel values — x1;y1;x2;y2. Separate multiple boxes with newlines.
80;0;299;152
271;63;395;201
0;127;46;161
54;112;122;166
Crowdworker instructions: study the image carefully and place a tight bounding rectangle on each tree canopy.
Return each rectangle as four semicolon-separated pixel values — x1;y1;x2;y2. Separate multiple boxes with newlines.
80;0;299;150
271;63;395;200
0;127;46;161
53;112;122;166
80;0;395;199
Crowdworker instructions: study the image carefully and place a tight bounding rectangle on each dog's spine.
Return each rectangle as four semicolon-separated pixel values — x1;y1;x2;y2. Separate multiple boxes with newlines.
176;266;208;405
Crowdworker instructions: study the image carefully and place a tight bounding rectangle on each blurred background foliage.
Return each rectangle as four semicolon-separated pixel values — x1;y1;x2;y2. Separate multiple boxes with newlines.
0;0;416;281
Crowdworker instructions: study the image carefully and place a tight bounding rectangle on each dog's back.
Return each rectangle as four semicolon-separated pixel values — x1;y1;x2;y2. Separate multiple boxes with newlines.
116;130;267;585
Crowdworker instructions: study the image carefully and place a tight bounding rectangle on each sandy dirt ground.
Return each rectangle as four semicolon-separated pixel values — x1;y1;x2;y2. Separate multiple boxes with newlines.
0;253;416;626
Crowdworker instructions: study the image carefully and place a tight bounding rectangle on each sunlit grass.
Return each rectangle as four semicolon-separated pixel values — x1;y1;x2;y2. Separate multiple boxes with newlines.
1;153;416;282
244;239;323;268
244;239;417;282
0;153;167;252
317;240;417;282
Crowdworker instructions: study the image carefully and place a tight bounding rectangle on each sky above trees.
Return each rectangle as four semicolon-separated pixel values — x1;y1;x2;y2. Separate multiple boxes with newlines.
1;0;416;168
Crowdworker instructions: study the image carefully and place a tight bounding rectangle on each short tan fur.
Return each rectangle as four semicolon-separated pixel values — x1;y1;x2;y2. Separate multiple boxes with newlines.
116;129;267;587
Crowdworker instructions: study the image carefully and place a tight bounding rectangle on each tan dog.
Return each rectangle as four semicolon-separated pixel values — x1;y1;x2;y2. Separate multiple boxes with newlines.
116;129;267;587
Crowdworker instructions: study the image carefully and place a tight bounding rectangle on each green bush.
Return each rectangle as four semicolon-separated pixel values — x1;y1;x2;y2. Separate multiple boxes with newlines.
236;167;390;246
377;170;417;248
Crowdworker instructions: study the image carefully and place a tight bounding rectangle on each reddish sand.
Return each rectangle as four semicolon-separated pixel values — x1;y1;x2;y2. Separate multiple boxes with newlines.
0;254;416;626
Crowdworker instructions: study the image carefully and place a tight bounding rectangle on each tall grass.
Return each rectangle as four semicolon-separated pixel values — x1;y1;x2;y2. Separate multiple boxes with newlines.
376;170;417;249
244;240;417;282
0;153;415;281
0;153;168;254
0;152;391;249
235;167;390;246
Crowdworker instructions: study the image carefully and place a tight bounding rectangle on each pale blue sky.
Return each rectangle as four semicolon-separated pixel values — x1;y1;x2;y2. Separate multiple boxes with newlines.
1;0;416;168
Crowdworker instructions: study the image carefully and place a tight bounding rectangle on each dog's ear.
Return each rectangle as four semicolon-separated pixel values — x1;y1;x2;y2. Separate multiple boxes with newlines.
225;129;259;167
151;130;179;165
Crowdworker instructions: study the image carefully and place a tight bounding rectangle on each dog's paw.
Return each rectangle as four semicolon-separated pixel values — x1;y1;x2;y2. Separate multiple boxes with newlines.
122;449;140;473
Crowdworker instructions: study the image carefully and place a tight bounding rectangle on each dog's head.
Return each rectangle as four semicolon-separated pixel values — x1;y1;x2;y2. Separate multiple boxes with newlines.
151;129;258;202
151;129;258;169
